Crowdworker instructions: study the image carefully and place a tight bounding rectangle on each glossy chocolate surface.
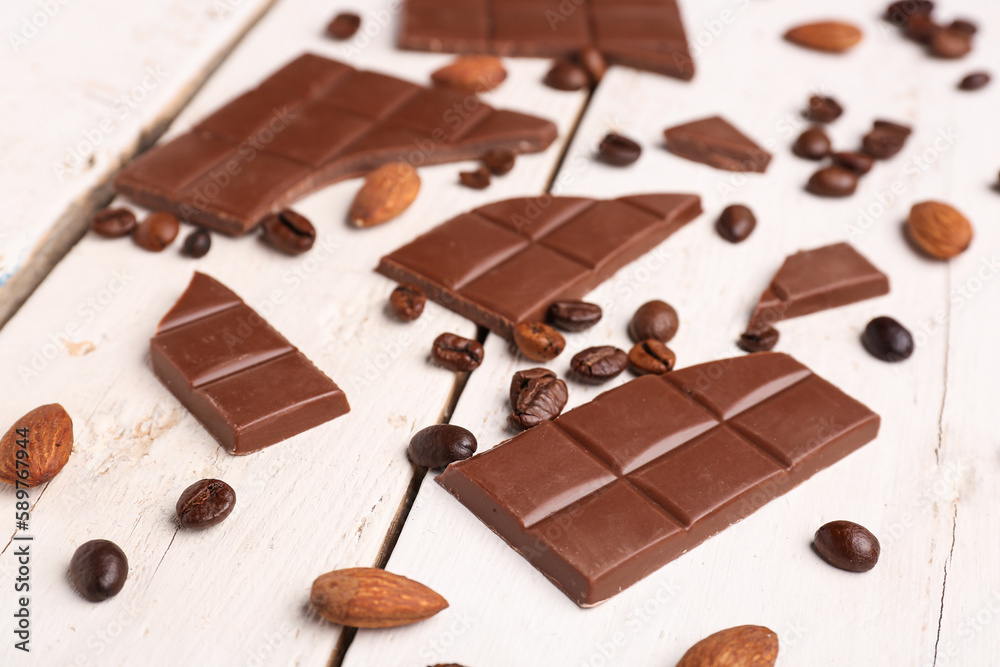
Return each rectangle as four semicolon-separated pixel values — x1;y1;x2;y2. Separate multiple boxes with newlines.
665;116;772;173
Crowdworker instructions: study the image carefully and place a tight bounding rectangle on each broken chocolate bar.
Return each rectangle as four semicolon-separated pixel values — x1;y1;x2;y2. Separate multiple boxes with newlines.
664;116;772;173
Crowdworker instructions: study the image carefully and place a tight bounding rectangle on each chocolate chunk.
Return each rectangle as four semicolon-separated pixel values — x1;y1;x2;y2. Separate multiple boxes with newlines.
830;151;875;175
806;165;859;197
483;149;516;175
628;300;679;343
407;424;477;469
432;333;484;372
544;59;589;91
804;95;843;123
627;339;676;375
459;166;491;189
570;346;627;384
181;228;212;258
738;327;779;354
133;212;179;252
863;119;912;159
665;116;772;173
716;204;756;243
597;133;642;167
389;284;426;322
547;300;602;332
792;127;832;160
260;209;316;255
814;520;880;572
327;12;361;40
958;71;990;90
91;208;136;238
509;368;568;431
862;316;914;362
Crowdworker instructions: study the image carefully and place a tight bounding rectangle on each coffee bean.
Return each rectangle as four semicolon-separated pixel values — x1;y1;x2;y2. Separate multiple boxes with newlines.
544;59;589;91
181;228;211;258
948;19;977;36
862;125;909;160
547;300;602;332
958;71;990;91
483;149;516;175
389;284;426;322
597;133;642;166
508;368;568;430
804;95;843;123
133;211;179;251
806;165;859;197
884;0;933;26
862;316;914;362
830;151;875;175
628;340;676;375
715;204;756;243
738;327;779;353
903;12;940;42
176;479;236;529
813;520;880;572
628;300;679;343
91;208;136;238
930;28;971;59
513;322;565;361
432;333;484;372
792;127;831;160
407;424;477;468
459;166;491;189
70;539;128;602
261;209;316;255
327;12;361;40
570;346;627;384
579;46;607;83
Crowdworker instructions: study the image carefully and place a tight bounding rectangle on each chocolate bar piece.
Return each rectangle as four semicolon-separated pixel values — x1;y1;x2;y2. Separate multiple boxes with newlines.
664;116;772;173
399;0;695;81
438;352;879;606
151;272;349;454
377;193;702;340
115;54;558;235
747;243;890;333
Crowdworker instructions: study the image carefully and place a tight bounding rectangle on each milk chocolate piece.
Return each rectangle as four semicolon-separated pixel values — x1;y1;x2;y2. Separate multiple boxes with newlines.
747;243;889;333
150;272;349;454
115;54;557;235
377;193;702;340
398;0;695;81
664;116;772;173
438;352;879;606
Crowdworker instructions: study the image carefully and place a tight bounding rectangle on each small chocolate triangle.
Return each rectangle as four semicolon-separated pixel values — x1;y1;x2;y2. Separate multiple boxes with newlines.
664;116;772;173
157;272;242;333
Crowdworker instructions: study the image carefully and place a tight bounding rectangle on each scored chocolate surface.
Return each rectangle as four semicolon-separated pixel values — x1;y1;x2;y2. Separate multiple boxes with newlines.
114;54;558;235
399;0;696;81
151;272;349;454
438;352;879;606
377;193;702;340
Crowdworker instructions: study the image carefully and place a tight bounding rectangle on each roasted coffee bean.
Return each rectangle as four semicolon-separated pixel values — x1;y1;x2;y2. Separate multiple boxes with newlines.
948;19;978;36
261;209;316;255
804;95;843;123
806;165;859;197
862;316;914;362
543;59;589;91
133;211;180;251
459;166;491;189
830;151;875;175
738;327;779;353
930;28;971;59
513;322;565;361
628;339;676;375
579;46;607;83
547;300;602;332
862;125;909;160
570;346;627;384
432;333;484;372
792;127;832;160
176;479;236;529
813;520;880;572
715;204;756;243
597;133;642;166
903;12;940;42
327;12;361;39
70;539;128;602
628;300;679;343
483;149;516;175
389;284;426;322
407;424;477;468
958;71;990;91
884;0;934;25
181;228;211;258
508;368;568;430
90;208;136;238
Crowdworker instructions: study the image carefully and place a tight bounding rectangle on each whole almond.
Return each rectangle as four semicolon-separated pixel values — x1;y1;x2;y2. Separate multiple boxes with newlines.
784;21;863;53
907;201;973;259
431;55;507;93
0;404;74;487
350;163;421;227
310;567;448;628
678;625;779;667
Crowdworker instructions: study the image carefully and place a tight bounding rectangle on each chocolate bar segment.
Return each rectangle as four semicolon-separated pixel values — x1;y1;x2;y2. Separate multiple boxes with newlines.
438;353;879;606
377;193;702;339
115;54;558;235
151;272;349;454
664;116;772;173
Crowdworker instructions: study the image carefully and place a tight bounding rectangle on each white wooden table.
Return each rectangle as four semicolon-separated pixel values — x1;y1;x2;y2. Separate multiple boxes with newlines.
1;0;998;665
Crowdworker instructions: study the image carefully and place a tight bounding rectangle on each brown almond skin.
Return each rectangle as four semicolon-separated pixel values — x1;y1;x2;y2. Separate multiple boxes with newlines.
784;21;863;53
0;404;74;487
350;163;420;227
678;625;779;667
431;55;507;93
906;201;973;259
310;568;448;628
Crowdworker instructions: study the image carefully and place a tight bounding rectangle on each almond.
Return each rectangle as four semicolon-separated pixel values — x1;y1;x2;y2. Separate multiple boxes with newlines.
678;625;778;667
907;201;973;259
310;567;448;628
350;163;420;228
0;404;74;487
784;21;863;53
431;55;507;93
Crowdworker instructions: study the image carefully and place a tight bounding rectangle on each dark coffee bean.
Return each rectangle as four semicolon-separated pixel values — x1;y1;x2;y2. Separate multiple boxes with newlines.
958;71;990;91
804;95;843;123
884;0;934;26
459;166;491;189
543;59;589;91
628;339;676;375
70;539;128;602
483;149;516;175
513;322;565;361
389;284;426;322
90;208;136;238
508;368;568;430
874;119;912;136
181;228;211;258
176;479;236;529
862;125;909;160
738;327;779;353
813;520;880;572
597;133;642;166
547;300;602;332
930;28;972;59
948;19;977;36
432;333;484;372
327;12;361;40
579;46;607;83
260;209;316;255
792;127;831;160
570;346;628;384
407;424;477;468
903;12;941;43
830;151;875;175
133;211;179;251
806;165;859;197
862;316;914;362
715;204;756;243
628;300;679;343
